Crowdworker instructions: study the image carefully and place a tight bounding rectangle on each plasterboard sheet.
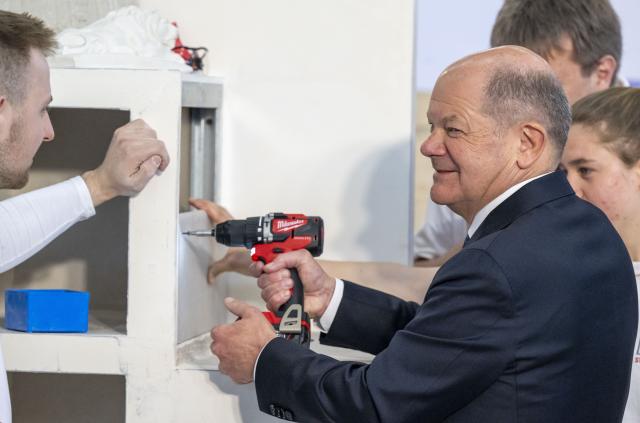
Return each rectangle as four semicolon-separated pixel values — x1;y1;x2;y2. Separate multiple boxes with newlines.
177;210;228;343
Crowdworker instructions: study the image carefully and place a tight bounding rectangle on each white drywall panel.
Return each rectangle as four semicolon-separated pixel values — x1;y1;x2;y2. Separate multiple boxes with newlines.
177;210;228;343
140;0;416;265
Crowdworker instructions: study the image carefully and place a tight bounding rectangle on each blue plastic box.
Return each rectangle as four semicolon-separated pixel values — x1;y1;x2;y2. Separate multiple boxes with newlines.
4;289;90;333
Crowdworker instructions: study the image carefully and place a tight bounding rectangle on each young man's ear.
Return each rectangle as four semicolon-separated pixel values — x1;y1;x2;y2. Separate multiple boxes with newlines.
592;54;618;89
516;123;546;169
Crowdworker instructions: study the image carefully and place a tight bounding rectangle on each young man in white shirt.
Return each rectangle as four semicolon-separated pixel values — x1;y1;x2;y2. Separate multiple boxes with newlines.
0;10;170;421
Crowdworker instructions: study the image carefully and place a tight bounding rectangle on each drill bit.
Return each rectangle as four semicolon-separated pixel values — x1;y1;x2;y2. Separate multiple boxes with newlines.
182;229;216;237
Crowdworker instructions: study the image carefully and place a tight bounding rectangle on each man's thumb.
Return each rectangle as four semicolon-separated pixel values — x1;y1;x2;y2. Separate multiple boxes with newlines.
224;297;252;317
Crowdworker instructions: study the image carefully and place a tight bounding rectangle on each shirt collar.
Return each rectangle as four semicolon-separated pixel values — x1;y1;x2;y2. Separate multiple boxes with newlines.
615;76;630;87
467;172;552;238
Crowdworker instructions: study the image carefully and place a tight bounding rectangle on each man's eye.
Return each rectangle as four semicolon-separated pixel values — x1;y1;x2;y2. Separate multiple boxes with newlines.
446;127;462;136
428;123;434;133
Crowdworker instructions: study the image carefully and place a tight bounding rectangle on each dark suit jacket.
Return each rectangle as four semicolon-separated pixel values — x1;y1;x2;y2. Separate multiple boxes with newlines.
255;171;638;422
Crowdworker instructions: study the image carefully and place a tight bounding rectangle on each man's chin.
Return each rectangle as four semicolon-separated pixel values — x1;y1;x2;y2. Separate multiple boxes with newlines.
430;196;448;206
430;186;455;206
12;178;29;189
1;173;29;190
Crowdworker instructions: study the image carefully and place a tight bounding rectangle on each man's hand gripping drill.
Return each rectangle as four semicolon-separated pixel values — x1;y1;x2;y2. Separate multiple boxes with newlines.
184;213;323;347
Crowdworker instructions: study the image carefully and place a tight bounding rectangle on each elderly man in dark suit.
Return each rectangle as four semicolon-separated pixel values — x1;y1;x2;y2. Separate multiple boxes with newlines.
210;46;638;422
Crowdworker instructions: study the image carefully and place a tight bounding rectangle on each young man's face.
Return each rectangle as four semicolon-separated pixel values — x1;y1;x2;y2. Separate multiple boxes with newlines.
546;36;614;105
0;48;54;189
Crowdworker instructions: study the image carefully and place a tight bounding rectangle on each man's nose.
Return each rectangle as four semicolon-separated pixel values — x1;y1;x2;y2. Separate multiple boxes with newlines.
43;112;54;142
420;131;445;157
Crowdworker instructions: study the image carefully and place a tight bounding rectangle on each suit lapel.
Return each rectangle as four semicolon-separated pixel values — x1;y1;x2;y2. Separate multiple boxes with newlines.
469;171;574;243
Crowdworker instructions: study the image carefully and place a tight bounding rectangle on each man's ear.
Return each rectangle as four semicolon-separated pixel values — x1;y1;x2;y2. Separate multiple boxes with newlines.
516;123;547;169
592;54;617;89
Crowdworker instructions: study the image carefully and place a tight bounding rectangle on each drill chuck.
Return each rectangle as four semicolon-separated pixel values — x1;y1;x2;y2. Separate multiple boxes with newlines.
214;217;264;249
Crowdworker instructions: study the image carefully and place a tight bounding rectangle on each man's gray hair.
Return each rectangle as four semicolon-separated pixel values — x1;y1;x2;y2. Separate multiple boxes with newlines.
482;67;571;156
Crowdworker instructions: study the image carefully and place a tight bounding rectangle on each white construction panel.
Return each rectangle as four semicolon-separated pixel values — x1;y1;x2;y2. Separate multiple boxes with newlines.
177;210;228;343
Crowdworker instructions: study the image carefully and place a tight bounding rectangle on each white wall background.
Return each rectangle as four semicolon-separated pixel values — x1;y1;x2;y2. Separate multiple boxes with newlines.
416;0;640;91
140;0;416;265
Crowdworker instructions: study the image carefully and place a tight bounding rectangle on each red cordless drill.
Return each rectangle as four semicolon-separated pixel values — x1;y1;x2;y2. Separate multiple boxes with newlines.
184;213;323;347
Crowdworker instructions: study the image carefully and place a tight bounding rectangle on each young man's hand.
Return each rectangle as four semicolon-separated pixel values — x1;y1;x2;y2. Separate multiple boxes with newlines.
82;119;170;206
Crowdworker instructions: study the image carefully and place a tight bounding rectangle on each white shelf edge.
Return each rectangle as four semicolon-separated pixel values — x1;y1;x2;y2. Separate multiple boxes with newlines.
0;312;127;375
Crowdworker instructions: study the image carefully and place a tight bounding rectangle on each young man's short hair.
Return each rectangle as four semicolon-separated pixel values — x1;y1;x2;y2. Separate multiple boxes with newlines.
0;10;57;104
491;0;622;85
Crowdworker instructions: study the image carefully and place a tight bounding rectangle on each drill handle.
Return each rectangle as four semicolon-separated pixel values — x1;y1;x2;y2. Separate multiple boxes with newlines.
277;268;305;317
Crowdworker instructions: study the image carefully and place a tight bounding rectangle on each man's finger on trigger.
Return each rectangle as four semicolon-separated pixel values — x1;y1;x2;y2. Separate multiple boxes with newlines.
263;259;287;273
264;251;304;272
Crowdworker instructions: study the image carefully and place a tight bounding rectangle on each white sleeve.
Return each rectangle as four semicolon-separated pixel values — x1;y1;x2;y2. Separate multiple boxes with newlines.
317;278;344;333
414;198;467;259
0;176;96;272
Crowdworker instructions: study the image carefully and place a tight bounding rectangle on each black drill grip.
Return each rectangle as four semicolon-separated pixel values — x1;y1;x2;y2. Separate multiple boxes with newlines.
277;268;304;317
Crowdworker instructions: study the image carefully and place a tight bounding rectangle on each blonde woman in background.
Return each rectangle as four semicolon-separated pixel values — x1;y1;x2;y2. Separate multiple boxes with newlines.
561;87;640;422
